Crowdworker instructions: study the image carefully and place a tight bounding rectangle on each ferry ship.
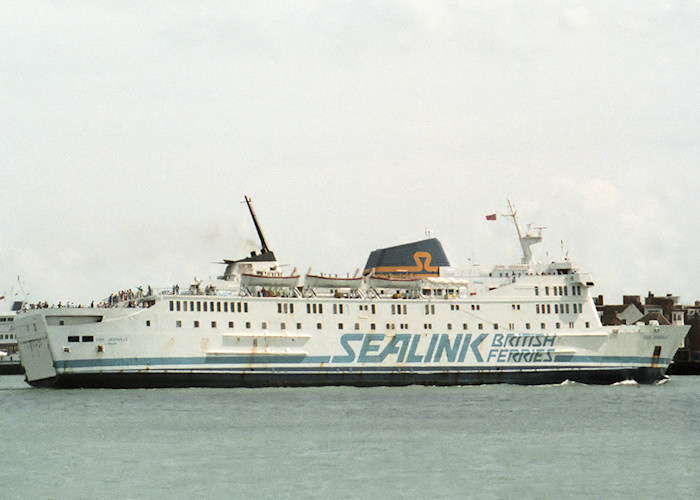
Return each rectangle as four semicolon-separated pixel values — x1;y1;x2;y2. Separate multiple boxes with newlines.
15;198;688;387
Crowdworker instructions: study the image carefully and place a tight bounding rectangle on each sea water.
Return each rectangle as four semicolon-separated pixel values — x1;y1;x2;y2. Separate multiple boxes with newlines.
1;375;698;499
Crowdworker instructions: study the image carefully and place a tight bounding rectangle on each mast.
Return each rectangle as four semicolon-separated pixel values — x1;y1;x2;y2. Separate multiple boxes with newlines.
244;195;270;254
503;200;542;265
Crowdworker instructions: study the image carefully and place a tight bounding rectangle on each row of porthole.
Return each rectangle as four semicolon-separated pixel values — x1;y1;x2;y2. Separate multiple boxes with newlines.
167;320;591;332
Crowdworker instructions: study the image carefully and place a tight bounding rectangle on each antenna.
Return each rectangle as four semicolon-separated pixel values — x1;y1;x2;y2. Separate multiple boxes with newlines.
243;195;270;254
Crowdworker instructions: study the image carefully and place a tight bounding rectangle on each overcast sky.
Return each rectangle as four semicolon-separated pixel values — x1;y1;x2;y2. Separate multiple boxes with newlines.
1;1;698;306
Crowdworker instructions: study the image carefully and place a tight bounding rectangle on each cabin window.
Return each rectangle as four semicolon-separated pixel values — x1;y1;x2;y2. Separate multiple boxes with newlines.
355;323;360;330
546;304;551;314
297;322;302;330
553;287;558;296
307;304;311;314
211;321;217;328
68;336;79;342
217;302;221;312
447;323;452;330
536;304;540;314
223;302;228;313
569;322;575;328
463;323;469;330
559;286;563;296
338;323;344;330
371;304;376;314
246;322;251;329
534;286;539;296
228;321;234;328
197;302;201;312
280;322;286;330
169;301;174;311
190;302;194;312
316;323;322;330
146;320;151;327
585;322;590;328
541;323;546;329
203;302;207;312
555;322;560;329
565;304;570;314
176;321;182;328
478;323;483;330
82;336;93;342
244;303;248;313
261;322;267;329
194;321;199;328
290;304;294;313
493;323;498;330
545;286;549;296
370;323;376;331
564;287;568;296
525;323;531;330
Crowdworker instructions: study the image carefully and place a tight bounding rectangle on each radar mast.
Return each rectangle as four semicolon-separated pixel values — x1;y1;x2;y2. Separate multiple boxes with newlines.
503;200;544;265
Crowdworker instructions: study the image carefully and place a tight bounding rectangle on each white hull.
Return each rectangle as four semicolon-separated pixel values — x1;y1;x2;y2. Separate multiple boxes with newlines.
15;287;688;387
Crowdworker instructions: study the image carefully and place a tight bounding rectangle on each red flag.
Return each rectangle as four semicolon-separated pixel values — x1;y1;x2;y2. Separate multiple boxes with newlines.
485;214;497;221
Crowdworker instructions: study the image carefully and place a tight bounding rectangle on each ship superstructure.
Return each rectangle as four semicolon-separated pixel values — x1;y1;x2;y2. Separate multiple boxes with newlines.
15;199;688;387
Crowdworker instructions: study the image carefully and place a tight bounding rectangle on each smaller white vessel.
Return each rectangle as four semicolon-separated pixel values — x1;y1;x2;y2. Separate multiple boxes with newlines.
0;304;21;375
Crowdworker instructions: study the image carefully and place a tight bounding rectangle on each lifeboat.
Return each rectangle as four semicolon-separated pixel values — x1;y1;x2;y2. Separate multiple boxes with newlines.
305;273;364;289
240;272;300;288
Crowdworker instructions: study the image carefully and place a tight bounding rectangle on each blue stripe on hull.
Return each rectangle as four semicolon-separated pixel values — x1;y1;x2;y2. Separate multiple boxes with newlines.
54;354;671;370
